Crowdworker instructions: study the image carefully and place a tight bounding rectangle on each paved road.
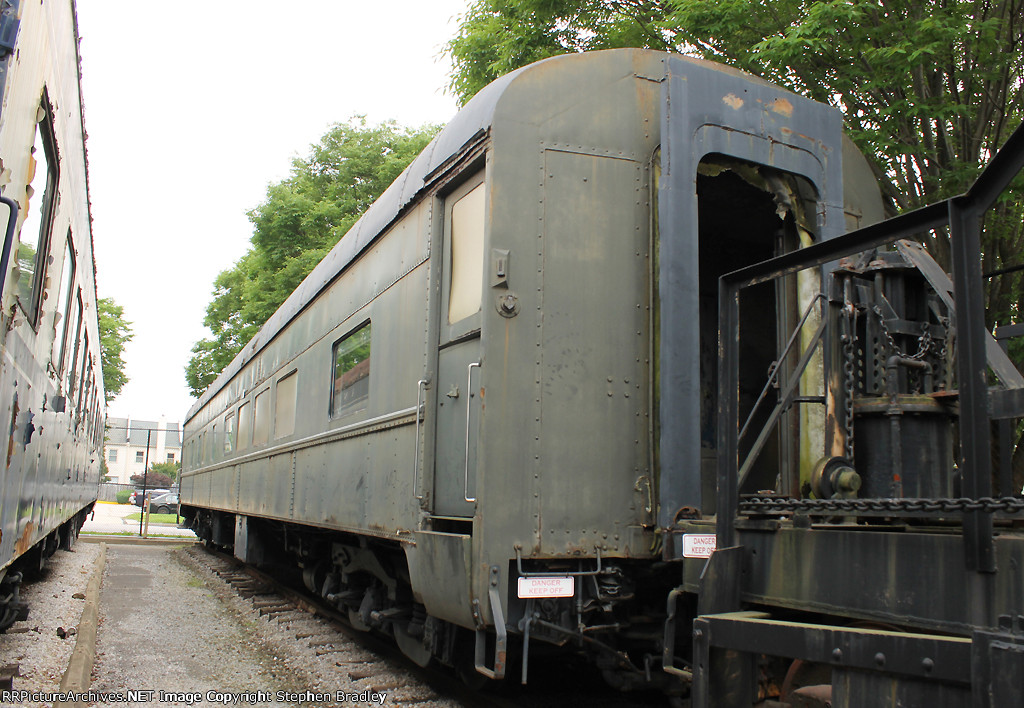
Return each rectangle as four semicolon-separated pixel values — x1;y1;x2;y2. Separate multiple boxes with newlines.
83;500;197;538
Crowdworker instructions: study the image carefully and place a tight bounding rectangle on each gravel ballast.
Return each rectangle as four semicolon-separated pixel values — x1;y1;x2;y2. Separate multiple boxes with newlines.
0;540;101;705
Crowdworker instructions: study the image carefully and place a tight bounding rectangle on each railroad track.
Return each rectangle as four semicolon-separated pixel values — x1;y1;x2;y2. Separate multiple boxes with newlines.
183;544;673;708
183;544;499;707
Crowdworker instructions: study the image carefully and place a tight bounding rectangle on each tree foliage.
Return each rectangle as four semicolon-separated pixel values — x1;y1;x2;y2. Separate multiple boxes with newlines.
97;296;133;404
448;2;1020;204
185;118;440;398
148;460;180;482
131;470;173;489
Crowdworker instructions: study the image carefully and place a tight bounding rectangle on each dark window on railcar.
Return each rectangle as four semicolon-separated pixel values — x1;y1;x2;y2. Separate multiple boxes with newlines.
275;370;297;438
17;97;59;328
331;322;371;418
67;291;83;395
76;340;89;425
253;389;270;446
237;401;252;450
224;413;235;454
51;237;75;372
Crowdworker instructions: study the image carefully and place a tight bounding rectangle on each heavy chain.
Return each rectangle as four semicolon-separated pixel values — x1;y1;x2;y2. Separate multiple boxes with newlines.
873;305;932;361
840;304;856;458
740;495;1024;516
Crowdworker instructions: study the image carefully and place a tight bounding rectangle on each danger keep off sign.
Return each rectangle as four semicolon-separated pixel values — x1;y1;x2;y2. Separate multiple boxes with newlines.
517;576;575;598
682;534;717;558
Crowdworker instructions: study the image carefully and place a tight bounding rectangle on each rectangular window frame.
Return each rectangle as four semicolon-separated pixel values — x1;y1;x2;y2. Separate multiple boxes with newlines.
52;236;75;373
224;413;235;454
275;369;298;439
330;321;371;419
253;389;271;446
237;401;252;451
446;178;486;327
17;94;60;329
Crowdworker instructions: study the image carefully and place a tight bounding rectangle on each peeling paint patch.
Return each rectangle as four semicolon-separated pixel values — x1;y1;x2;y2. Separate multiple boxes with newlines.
722;93;744;110
15;520;35;556
7;393;18;468
770;97;794;117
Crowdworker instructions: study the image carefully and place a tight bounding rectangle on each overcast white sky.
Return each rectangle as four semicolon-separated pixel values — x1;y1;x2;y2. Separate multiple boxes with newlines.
76;1;469;425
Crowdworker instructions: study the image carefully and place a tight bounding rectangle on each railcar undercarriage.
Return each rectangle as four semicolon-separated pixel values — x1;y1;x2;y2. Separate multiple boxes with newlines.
0;505;92;632
186;507;685;693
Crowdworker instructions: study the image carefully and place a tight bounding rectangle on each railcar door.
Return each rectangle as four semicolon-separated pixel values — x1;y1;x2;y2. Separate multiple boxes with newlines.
432;174;485;517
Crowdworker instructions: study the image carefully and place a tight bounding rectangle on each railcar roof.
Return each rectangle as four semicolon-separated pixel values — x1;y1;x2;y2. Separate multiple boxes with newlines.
186;49;781;422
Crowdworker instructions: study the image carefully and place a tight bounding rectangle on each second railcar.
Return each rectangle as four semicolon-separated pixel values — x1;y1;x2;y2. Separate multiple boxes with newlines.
0;0;106;628
181;48;884;690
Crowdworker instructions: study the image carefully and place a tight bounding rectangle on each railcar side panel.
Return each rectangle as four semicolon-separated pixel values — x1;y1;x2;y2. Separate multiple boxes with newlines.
472;53;667;616
185;198;432;539
0;0;103;616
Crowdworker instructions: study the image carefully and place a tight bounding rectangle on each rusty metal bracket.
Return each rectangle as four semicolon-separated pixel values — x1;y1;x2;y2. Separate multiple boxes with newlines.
474;565;507;680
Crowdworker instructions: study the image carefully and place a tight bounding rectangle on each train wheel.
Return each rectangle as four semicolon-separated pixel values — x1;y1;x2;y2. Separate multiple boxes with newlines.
395;622;432;667
454;629;491;690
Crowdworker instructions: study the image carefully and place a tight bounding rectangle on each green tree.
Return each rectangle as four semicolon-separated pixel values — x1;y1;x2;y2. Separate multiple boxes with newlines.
131;470;173;489
446;0;675;103
97;297;133;403
148;460;180;482
185;118;440;397
446;1;1023;205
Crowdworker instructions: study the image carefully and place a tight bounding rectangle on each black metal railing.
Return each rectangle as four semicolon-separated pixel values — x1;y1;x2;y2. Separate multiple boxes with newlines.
717;122;1024;575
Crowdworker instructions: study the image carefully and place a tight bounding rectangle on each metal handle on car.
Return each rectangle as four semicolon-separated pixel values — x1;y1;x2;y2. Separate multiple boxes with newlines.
414;378;427;500
464;362;481;502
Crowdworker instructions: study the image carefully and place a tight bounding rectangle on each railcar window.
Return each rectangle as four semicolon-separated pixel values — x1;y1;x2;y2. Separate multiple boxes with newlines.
275;371;297;438
67;291;83;395
17;99;59;327
331;323;371;418
224;413;235;454
253;390;270;446
211;424;219;460
76;341;89;424
448;182;485;323
51;238;75;372
237;402;252;450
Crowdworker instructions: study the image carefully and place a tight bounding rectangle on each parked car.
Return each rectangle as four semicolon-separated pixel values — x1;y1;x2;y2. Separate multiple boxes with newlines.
129;488;169;507
148;492;179;515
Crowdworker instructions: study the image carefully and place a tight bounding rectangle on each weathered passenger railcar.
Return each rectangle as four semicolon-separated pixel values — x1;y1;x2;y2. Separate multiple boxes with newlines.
182;47;1024;705
0;0;104;627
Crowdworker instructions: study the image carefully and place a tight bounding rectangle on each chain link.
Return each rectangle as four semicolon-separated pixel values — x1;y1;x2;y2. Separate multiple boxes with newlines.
740;495;1024;516
872;305;933;361
840;304;856;458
